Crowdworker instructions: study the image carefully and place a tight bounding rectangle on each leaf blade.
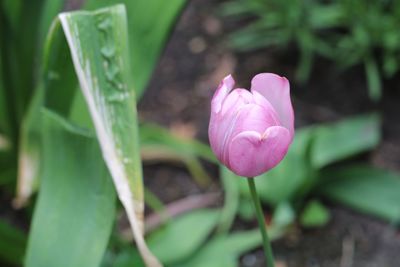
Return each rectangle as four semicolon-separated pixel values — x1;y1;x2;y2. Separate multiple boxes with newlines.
311;113;381;168
58;5;160;266
319;165;400;223
25;109;116;267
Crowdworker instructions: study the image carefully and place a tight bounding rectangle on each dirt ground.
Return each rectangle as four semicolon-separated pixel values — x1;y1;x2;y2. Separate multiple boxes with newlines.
139;0;400;266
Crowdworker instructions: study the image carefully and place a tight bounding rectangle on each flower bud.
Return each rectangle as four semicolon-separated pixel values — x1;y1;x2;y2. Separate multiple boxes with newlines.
208;73;294;177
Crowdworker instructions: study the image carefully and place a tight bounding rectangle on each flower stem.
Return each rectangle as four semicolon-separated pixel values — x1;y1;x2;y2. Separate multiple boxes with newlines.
247;178;275;267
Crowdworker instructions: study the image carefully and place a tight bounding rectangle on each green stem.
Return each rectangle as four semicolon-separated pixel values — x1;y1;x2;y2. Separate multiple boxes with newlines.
247;178;275;267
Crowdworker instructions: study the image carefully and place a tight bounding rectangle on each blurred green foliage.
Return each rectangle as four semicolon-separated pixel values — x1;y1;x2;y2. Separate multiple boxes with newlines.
221;0;400;100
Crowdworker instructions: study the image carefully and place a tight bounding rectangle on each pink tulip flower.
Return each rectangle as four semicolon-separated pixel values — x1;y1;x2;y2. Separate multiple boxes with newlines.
209;73;294;177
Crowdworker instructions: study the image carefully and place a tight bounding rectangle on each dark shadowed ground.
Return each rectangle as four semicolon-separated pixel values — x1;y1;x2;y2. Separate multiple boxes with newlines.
139;0;400;266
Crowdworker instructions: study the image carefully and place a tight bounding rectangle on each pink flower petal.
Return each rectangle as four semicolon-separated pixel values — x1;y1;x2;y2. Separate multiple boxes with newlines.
209;88;255;162
219;88;254;116
227;103;280;140
221;103;280;165
209;75;235;159
251;73;294;137
228;126;291;177
211;74;235;114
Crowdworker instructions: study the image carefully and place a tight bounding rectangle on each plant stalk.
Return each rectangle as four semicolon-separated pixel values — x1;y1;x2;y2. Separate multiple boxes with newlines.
247;177;275;267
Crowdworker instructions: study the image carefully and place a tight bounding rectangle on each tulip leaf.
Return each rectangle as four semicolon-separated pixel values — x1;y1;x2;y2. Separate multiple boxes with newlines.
25;109;116;267
110;218;287;267
110;230;264;267
37;0;65;49
11;0;62;122
176;230;263;267
19;5;160;266
319;165;400;223
15;0;187;204
14;1;77;207
107;209;220;266
147;209;220;265
0;0;21;32
311;113;381;168
84;0;186;98
15;12;83;206
58;5;160;265
111;249;145;267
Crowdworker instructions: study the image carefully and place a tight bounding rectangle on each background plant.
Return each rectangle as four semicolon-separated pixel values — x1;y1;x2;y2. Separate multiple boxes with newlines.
221;0;400;100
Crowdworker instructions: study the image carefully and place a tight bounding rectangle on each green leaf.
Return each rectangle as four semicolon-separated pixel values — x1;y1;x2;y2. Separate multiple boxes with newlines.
148;209;220;265
112;224;285;267
37;0;65;50
0;219;26;265
177;222;286;267
84;0;186;98
14;0;50;120
0;0;22;32
15;4;75;207
319;165;400;223
58;5;159;265
177;230;263;267
18;4;159;266
300;200;330;227
311;113;381;168
25;109;116;267
105;209;220;267
15;0;187;206
111;249;145;267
